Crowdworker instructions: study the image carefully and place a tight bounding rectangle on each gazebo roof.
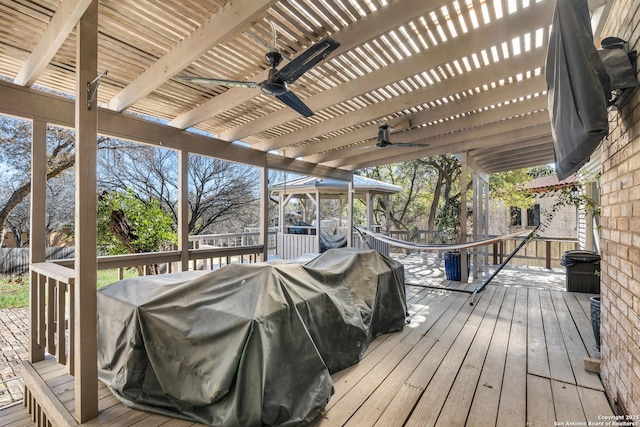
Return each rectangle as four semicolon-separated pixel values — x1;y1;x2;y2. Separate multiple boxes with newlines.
525;172;579;192
270;174;402;195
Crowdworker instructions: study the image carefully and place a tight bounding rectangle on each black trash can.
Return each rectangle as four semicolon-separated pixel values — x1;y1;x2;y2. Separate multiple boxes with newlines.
560;250;601;293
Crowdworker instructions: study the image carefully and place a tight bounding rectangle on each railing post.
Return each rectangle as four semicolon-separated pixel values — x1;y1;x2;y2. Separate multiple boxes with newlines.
545;240;552;269
29;270;45;362
492;243;498;265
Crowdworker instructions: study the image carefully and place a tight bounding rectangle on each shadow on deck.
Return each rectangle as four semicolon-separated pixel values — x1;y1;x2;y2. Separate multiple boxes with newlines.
0;253;611;426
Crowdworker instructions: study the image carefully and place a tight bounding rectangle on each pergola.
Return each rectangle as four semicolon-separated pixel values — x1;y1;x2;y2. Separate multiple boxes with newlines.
0;0;612;424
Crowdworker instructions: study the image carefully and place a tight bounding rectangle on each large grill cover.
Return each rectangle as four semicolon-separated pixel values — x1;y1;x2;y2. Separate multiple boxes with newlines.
546;0;609;180
97;248;406;426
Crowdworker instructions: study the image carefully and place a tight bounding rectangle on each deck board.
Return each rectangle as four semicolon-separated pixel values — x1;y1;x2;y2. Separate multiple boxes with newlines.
1;282;614;427
403;286;498;426
551;380;587;423
563;292;600;358
496;287;528;427
550;292;604;390
433;286;507;427
527;288;551;379
526;374;556;427
540;291;575;384
465;286;516;427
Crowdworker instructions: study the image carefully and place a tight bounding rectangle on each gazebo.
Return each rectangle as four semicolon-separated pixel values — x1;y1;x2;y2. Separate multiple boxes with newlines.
270;174;402;258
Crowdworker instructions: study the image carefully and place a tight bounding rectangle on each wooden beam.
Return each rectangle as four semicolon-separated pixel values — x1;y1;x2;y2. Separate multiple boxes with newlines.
330;113;551;169
14;0;93;87
344;130;552;171
177;0;452;132
470;136;553;158
252;43;549;152
290;118;411;159
223;0;554;143
265;153;352;181
483;152;556;172
303;80;547;164
108;0;277;112
0;80;351;180
74;1;98;421
475;144;554;166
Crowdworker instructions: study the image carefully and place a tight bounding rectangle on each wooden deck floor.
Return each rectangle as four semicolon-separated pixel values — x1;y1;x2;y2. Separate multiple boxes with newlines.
0;256;612;426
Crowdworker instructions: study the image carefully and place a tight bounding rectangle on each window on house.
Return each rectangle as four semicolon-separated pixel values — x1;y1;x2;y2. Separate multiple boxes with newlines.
527;204;541;227
510;207;522;226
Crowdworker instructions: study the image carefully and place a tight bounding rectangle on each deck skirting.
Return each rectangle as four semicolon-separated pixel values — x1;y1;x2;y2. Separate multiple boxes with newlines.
21;360;77;427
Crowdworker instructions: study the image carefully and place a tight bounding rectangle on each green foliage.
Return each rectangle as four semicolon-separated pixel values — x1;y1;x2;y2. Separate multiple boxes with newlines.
98;189;176;255
537;173;601;233
434;196;461;237
490;168;536;209
358;160;442;232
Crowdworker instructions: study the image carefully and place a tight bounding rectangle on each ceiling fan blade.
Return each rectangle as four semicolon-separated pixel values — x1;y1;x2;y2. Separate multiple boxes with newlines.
177;76;259;89
352;143;378;150
274;36;340;84
275;90;314;117
390;142;430;148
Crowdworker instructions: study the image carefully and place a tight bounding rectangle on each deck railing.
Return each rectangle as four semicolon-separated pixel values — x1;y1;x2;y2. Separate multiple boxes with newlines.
27;229;578;372
29;243;266;373
29;262;75;374
389;229;579;269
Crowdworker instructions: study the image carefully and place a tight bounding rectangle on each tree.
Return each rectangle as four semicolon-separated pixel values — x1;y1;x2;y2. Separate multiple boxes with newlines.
0;116;109;247
418;155;461;232
98;189;176;275
359;160;437;233
98;143;259;235
357;155;462;240
489;168;536;210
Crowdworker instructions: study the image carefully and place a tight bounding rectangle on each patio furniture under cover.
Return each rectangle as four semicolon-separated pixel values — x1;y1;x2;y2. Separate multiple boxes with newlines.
97;248;406;426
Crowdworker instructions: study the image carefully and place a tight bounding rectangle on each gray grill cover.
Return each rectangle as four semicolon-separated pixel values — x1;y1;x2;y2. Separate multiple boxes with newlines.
546;0;609;180
97;248;406;426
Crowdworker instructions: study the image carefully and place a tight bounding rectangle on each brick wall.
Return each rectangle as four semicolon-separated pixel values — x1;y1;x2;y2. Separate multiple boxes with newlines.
600;0;640;415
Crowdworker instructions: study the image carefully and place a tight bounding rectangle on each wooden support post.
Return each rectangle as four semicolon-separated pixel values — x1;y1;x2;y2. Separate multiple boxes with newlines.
366;191;373;230
29;120;47;362
315;188;321;253
484;180;490;266
460;152;469;283
74;0;98;421
259;164;269;261
545;240;552;269
472;173;479;279
178;150;189;271
347;179;353;247
385;195;390;233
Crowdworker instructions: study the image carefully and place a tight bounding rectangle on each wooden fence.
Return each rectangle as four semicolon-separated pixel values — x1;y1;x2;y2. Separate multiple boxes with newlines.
0;247;75;276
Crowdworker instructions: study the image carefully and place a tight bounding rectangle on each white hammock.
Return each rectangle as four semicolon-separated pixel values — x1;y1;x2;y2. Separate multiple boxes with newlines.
355;227;532;251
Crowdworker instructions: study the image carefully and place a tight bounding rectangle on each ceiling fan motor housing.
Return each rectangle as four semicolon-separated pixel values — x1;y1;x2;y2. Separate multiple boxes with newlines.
265;50;283;68
261;67;288;96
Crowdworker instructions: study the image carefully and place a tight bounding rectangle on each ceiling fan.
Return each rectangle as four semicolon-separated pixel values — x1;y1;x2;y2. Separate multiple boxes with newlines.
178;24;340;117
373;124;430;148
